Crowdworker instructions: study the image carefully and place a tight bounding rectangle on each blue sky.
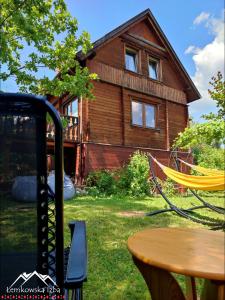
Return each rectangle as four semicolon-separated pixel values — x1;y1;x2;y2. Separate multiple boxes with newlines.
2;0;224;121
67;0;222;73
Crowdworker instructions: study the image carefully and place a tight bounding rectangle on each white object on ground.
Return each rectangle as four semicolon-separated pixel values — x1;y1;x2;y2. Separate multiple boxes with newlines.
12;176;37;202
48;171;76;200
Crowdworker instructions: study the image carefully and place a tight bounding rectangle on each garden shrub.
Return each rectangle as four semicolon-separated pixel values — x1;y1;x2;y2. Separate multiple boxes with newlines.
192;145;224;170
86;170;115;195
111;168;130;194
86;151;153;196
160;178;178;197
126;151;151;196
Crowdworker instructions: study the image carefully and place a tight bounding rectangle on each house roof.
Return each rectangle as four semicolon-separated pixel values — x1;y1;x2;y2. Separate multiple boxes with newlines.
78;9;201;103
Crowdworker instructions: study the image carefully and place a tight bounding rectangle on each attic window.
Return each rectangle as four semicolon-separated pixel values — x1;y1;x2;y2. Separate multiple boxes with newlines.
125;48;138;72
149;58;159;80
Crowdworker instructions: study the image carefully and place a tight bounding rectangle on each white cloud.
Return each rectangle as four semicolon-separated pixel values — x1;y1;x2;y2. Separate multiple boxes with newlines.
187;13;224;121
193;12;210;25
185;45;200;55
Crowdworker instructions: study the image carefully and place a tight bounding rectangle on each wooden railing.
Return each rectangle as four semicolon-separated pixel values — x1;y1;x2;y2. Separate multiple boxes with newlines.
89;61;187;104
0;115;79;142
47;115;79;142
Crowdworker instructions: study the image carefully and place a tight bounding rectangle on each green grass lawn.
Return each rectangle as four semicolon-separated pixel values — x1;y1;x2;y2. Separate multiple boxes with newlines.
63;193;224;300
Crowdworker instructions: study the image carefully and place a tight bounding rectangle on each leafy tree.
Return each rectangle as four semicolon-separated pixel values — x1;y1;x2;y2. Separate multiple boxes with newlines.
174;72;225;149
192;145;224;170
0;0;98;97
207;71;225;119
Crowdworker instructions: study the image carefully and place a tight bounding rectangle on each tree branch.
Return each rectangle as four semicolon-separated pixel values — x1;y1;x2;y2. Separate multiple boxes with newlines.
6;65;46;77
0;0;29;26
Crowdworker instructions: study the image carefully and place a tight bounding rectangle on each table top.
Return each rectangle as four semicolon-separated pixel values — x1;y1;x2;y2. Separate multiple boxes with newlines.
127;227;225;281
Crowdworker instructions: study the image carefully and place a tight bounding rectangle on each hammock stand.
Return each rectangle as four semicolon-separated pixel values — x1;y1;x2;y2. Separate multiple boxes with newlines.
146;155;225;230
172;153;225;215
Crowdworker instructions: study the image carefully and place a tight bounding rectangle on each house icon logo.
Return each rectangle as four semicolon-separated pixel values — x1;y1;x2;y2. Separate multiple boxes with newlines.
9;271;57;289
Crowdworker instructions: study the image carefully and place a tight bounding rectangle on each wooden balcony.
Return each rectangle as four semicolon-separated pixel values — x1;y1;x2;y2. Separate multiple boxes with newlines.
89;61;187;104
0;115;79;144
47;115;79;142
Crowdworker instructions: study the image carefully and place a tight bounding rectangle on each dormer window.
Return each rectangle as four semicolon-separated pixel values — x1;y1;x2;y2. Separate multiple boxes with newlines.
125;48;138;72
149;58;159;80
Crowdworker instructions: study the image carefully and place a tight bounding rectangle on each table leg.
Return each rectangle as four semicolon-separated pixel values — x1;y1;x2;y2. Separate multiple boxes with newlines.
200;279;225;300
132;256;186;300
186;276;197;300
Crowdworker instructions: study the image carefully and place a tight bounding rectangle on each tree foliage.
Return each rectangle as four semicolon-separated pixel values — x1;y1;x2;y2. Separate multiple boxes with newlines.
192;145;224;170
0;0;98;97
174;72;225;149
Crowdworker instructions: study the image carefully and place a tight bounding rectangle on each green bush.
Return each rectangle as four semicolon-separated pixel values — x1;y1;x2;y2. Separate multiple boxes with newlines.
112;168;130;194
126;151;151;196
86;151;152;196
86;170;115;195
86;186;101;197
160;178;178;197
192;145;224;170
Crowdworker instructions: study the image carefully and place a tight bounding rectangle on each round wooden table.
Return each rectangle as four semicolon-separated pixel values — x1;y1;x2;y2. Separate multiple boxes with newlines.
127;227;225;300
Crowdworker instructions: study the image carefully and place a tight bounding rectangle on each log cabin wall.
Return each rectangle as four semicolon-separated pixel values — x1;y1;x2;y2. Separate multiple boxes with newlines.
85;19;189;150
87;81;123;145
47;10;200;182
122;89;167;149
83;143;191;180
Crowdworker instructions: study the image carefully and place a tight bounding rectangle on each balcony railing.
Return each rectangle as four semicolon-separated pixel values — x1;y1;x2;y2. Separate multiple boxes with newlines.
47;115;79;142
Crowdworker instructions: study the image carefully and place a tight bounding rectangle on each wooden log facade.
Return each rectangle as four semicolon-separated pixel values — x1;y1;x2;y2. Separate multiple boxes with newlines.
48;9;200;183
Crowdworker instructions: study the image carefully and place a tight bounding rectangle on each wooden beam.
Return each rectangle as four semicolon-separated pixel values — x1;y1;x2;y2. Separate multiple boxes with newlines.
122;33;166;53
121;87;125;145
165;100;170;150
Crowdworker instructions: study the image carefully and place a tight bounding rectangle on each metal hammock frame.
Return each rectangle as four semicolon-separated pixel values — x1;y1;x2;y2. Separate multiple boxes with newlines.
172;153;225;215
146;155;225;230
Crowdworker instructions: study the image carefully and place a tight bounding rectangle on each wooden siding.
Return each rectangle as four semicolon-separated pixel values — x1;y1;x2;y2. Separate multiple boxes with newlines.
88;60;187;104
162;58;185;90
123;89;167;149
85;81;187;150
87;81;123;145
127;20;163;47
94;37;124;69
168;102;187;146
82;142;191;181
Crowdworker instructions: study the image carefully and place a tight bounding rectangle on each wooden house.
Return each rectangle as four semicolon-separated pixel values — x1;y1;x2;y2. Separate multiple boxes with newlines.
48;9;200;183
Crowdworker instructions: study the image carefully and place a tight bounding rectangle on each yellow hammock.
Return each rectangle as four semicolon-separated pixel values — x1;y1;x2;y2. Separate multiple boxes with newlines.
178;158;224;176
151;157;225;191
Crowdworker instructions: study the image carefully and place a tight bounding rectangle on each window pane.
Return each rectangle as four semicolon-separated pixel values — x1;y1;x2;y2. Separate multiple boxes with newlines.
64;98;78;116
125;50;137;72
71;99;78;116
145;105;155;128
132;101;143;126
149;60;158;80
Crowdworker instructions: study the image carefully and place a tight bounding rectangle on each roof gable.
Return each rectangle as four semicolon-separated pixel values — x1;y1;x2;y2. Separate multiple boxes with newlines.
79;9;200;102
126;19;164;47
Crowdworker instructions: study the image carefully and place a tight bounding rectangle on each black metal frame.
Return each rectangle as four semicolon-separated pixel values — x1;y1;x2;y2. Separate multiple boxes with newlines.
0;93;87;299
146;155;225;230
